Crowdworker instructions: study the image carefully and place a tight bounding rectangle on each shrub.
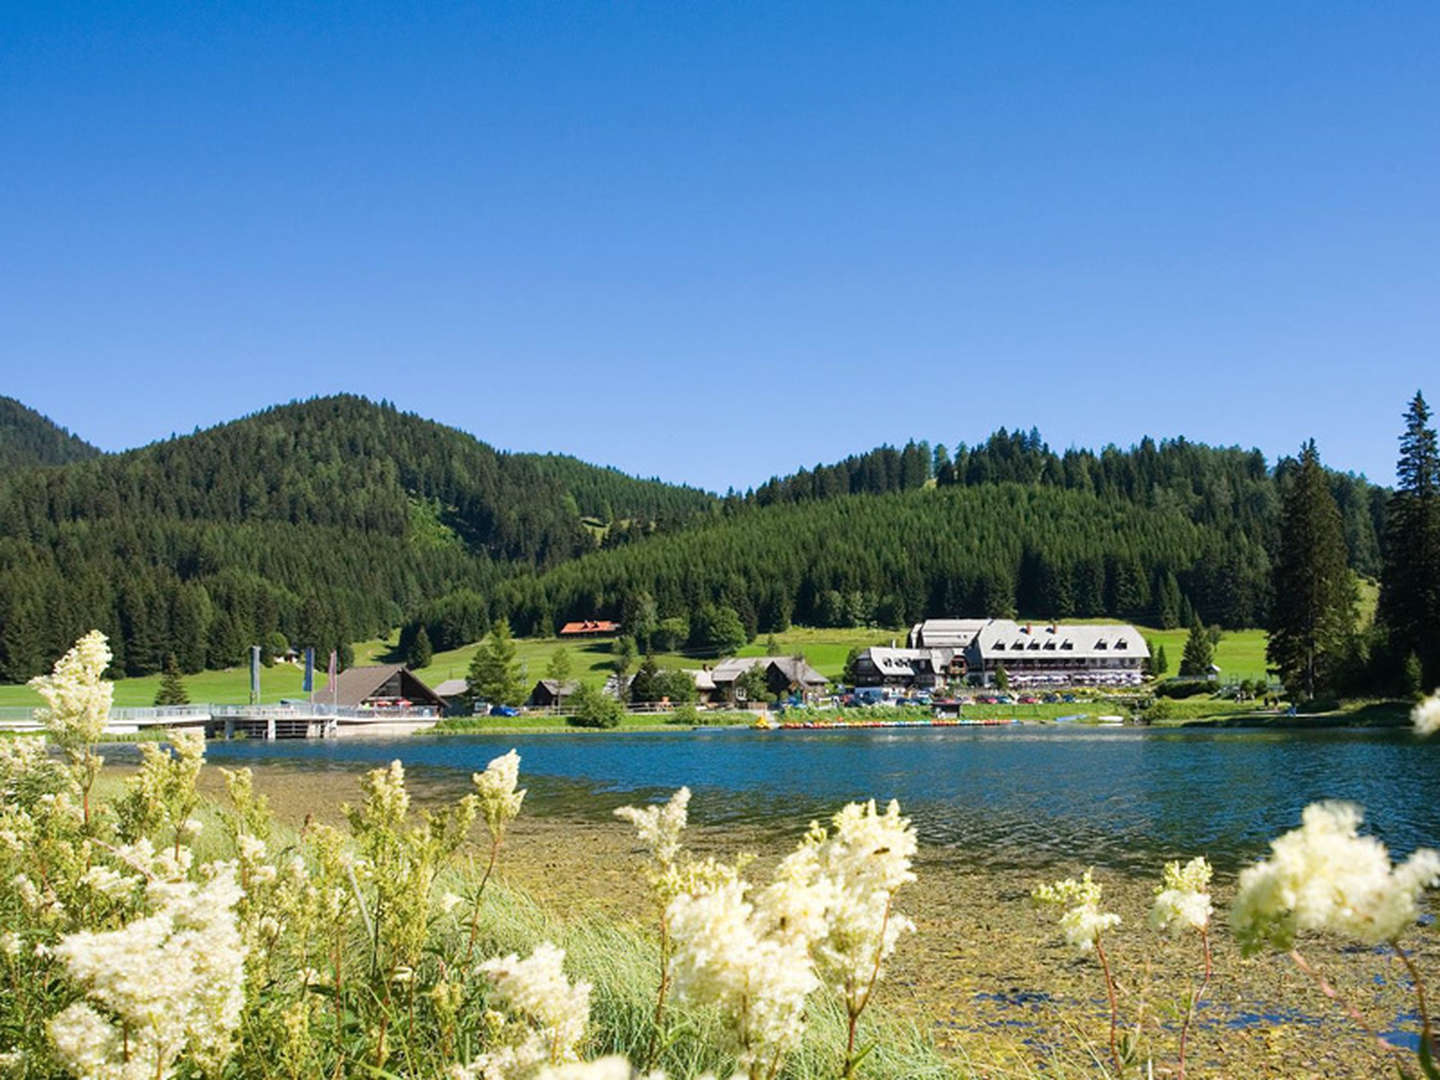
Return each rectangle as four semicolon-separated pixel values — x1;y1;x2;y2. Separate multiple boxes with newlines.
1155;679;1214;699
568;684;623;728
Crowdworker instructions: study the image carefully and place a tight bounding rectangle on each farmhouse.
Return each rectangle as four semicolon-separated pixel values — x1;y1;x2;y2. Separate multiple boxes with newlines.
559;620;621;637
527;679;581;707
326;664;447;712
705;656;828;703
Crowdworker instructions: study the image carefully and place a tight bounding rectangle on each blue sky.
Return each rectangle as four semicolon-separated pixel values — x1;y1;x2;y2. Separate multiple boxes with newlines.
3;2;1436;491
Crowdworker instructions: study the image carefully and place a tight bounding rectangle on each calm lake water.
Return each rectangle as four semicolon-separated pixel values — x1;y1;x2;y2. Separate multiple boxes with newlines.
203;726;1440;874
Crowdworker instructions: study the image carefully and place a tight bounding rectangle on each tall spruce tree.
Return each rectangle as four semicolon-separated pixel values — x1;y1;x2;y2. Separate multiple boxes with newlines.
405;625;433;669
1179;616;1214;677
1267;441;1356;700
154;653;190;706
466;620;524;706
1378;391;1440;686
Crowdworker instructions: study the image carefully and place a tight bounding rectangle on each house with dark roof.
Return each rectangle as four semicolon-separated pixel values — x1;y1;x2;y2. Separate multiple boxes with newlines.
527;679;581;707
706;656;829;703
325;664;447;712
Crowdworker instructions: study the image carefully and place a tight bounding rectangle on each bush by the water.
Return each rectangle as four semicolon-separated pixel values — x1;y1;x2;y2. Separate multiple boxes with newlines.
567;683;623;728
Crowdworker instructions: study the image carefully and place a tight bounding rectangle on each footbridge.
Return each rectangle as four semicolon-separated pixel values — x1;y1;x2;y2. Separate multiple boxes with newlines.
0;703;439;739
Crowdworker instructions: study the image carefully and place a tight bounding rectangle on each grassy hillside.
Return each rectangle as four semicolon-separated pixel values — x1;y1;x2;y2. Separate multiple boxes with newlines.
0;624;1273;708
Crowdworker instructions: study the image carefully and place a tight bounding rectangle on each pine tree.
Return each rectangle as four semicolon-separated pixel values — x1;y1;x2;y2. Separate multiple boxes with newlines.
154;653;190;706
467;620;523;706
406;625;433;669
1379;391;1440;685
1179;616;1213;677
994;664;1010;692
1155;644;1169;677
1267;441;1356;700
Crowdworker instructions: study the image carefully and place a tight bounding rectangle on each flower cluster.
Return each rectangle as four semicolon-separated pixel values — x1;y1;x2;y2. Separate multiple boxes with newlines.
664;799;918;1079
50;863;249;1079
474;750;526;842
614;787;690;872
455;942;592;1078
667;876;820;1077
28;630;113;751
1150;856;1213;936
1231;800;1440;951
1033;869;1122;953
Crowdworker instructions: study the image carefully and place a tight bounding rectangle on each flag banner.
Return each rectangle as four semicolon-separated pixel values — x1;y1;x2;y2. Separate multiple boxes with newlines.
328;650;338;703
249;645;261;704
303;647;314;693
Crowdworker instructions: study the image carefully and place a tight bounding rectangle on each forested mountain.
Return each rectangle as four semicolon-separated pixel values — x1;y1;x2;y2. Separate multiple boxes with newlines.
0;395;709;681
749;429;1385;578
403;434;1388;652
0;392;1395;684
516;453;717;532
0;396;100;470
408;482;1265;652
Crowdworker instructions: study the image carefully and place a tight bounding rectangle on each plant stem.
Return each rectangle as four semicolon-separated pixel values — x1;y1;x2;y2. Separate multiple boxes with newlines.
464;836;501;962
1094;935;1121;1075
1177;926;1212;1080
1287;947;1414;1072
643;910;670;1070
1393;940;1434;1053
843;893;894;1078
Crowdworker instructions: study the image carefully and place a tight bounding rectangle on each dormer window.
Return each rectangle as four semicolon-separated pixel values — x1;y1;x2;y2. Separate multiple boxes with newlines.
993;641;1005;650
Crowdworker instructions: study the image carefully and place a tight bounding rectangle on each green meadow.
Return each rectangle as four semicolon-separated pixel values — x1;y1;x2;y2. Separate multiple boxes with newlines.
0;623;1276;708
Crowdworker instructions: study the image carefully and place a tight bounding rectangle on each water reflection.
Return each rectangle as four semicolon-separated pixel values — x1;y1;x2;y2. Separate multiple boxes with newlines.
202;726;1440;872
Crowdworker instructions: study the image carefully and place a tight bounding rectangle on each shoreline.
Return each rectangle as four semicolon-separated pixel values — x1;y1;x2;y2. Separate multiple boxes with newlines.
190;759;1434;1078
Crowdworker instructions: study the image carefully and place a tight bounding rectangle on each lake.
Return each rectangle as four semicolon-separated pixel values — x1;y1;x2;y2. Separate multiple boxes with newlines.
202;725;1440;873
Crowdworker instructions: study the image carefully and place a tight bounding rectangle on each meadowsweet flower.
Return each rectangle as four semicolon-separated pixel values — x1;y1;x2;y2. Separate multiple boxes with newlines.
29;631;113;750
1;932;20;959
1413;692;1440;737
476;941;590;1065
473;750;526;841
794;800;918;991
1231;801;1440;952
1150;856;1213;935
52;862;250;1077
1034;869;1122;953
439;891;463;914
668;876;820;1074
615;787;690;869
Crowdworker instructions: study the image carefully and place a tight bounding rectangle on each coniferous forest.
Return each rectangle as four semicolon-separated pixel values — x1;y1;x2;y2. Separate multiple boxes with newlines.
1;390;1435;699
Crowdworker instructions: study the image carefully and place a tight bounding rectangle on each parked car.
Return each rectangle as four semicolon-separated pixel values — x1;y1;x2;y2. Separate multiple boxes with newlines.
489;704;520;717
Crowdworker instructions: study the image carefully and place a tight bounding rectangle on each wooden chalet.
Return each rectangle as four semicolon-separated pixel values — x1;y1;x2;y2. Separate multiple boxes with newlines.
527;679;581;707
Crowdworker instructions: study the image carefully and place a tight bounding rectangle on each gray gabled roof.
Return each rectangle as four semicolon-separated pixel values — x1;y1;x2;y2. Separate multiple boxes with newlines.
709;656;827;685
973;621;1149;660
909;619;990;648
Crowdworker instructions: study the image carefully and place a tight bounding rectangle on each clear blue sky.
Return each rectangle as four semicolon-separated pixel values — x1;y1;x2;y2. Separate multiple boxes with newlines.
3;2;1435;491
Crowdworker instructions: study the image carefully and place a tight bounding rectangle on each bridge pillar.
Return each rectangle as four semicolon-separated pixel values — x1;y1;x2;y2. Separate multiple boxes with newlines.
224;718;234;739
266;717;276;741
